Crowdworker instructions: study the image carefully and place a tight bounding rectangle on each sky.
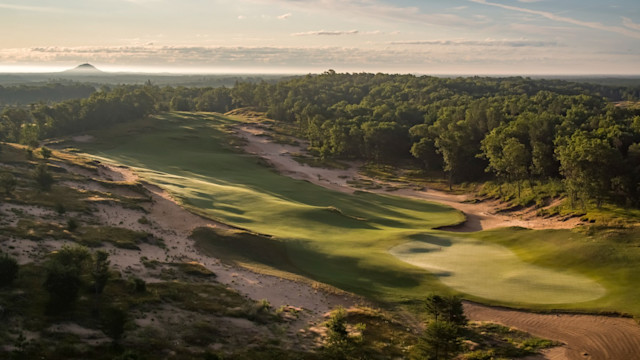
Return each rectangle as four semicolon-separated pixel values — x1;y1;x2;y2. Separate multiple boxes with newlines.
0;0;639;75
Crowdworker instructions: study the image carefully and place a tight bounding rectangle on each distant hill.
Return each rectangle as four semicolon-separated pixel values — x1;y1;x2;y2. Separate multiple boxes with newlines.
63;63;104;74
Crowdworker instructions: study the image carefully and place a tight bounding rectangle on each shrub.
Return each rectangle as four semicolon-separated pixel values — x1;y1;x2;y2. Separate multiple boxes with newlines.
0;172;16;195
33;164;54;191
43;245;91;306
128;276;146;293
323;306;366;359
102;306;128;342
0;253;19;286
40;147;52;160
55;202;66;215
66;218;78;232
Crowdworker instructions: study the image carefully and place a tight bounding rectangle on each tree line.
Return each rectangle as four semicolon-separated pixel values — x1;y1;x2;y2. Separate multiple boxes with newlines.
225;71;640;207
0;82;96;106
2;72;640;206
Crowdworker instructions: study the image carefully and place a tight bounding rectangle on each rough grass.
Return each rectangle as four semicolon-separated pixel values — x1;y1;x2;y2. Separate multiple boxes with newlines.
0;261;288;360
75;226;153;250
463;322;560;359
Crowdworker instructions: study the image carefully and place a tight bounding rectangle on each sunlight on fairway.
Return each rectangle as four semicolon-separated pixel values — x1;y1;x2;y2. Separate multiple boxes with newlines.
389;236;606;304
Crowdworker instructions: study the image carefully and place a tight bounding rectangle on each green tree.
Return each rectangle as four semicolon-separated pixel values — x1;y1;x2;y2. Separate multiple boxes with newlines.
169;96;191;111
425;295;466;326
482;135;530;197
324;306;365;359
91;250;110;295
555;131;621;207
32;163;54;191
102;306;128;343
502;138;530;197
0;253;19;286
412;320;462;360
39;146;52;160
43;245;91;307
0;172;16;195
326;306;349;346
431;119;475;190
411;138;441;172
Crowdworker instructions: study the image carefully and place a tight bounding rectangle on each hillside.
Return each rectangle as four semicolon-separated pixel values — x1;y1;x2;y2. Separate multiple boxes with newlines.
0;137;576;359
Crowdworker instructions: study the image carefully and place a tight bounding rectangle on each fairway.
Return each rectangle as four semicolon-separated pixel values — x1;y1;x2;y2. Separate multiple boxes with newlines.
390;235;605;304
72;112;626;310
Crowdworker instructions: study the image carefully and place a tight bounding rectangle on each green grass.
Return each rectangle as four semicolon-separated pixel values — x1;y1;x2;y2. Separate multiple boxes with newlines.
75;112;468;300
389;234;605;304
464;227;640;313
73;112;640;315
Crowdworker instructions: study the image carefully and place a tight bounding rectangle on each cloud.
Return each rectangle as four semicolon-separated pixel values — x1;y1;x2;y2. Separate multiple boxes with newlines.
247;0;479;28
237;15;246;20
277;12;292;20
2;44;637;75
390;39;558;47
469;0;640;39
0;3;63;13
120;0;164;3
622;17;640;32
292;30;359;36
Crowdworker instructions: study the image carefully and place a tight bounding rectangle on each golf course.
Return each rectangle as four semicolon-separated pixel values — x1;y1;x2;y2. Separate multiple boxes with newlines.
73;112;640;315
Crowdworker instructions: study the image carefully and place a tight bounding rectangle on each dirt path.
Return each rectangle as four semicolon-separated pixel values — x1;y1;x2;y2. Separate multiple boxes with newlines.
237;124;581;232
236;123;640;360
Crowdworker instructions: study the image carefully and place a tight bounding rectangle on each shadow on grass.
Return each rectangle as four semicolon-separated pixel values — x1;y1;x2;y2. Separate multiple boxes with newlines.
190;226;426;297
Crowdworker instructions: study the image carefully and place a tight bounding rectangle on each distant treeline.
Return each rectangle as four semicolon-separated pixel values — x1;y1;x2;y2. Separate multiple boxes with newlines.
3;72;640;206
227;72;640;206
0;73;290;88
0;82;96;105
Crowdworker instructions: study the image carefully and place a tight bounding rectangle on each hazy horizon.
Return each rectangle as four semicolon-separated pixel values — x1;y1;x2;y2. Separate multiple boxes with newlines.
2;63;640;77
1;0;639;76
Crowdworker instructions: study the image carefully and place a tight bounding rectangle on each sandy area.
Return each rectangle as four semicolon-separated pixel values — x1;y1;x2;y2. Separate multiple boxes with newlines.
235;123;640;360
465;302;640;360
81;164;355;333
237;124;582;232
0;161;356;343
71;135;95;143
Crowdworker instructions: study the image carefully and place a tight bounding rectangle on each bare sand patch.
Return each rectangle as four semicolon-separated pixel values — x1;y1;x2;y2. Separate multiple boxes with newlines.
465;302;640;360
71;135;95;143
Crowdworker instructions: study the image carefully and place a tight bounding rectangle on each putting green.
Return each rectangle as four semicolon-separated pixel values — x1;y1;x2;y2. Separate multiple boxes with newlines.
389;235;606;304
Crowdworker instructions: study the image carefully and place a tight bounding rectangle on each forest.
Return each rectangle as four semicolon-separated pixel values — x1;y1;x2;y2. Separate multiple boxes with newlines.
2;72;640;207
0;82;96;106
